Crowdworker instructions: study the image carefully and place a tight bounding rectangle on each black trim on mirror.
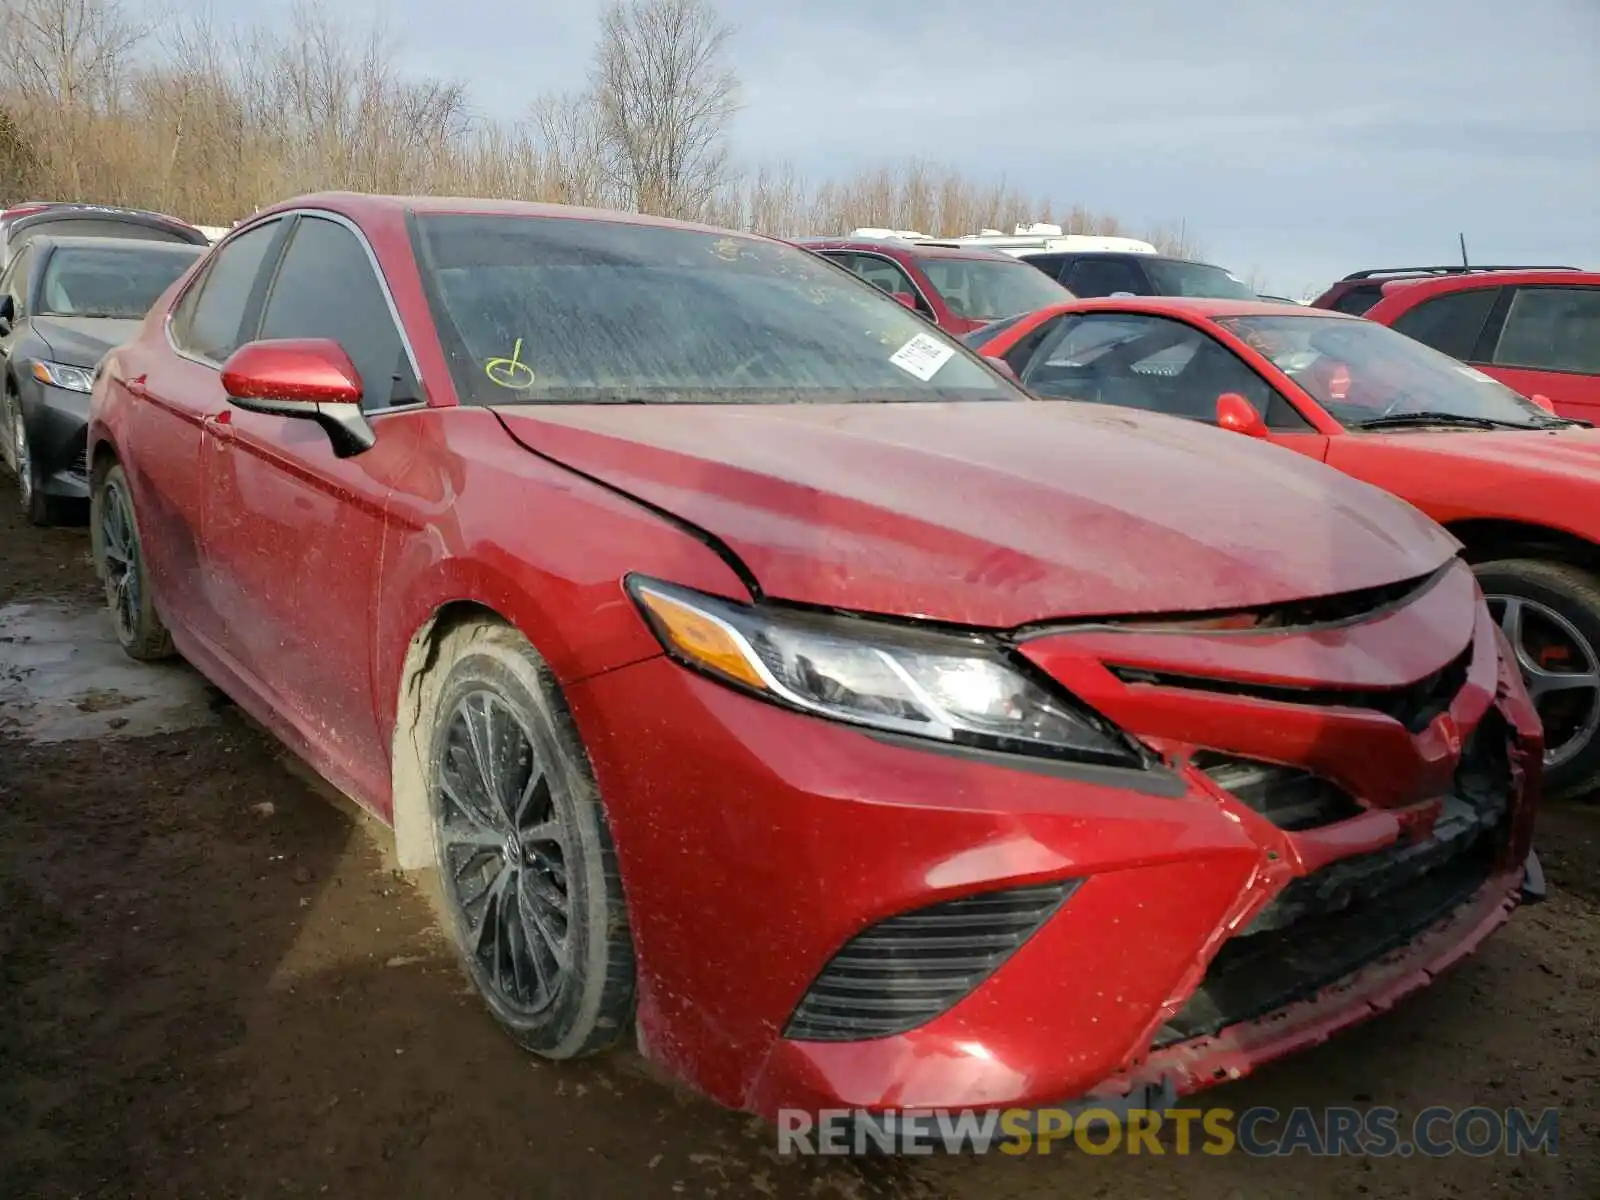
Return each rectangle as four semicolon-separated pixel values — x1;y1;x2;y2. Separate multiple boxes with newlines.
229;393;376;457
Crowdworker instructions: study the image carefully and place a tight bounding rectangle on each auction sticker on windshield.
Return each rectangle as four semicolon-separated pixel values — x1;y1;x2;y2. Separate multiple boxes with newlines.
889;333;956;381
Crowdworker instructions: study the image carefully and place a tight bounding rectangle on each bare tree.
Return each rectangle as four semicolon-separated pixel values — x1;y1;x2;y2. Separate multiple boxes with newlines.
589;0;739;220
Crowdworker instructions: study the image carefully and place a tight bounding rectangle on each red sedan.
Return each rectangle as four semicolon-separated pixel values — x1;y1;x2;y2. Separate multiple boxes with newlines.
88;195;1541;1120
970;296;1600;799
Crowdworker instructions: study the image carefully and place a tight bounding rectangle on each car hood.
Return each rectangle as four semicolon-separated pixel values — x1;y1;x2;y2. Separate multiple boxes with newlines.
29;316;144;367
495;402;1460;627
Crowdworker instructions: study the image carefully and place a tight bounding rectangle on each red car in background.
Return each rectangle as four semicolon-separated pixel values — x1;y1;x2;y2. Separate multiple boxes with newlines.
969;296;1600;798
1310;266;1600;424
793;234;1074;334
87;195;1540;1121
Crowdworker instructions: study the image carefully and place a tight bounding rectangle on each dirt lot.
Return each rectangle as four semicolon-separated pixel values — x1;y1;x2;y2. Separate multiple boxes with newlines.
1;499;1596;1200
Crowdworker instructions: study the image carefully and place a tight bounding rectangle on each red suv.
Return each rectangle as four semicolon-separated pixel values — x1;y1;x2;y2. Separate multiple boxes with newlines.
794;235;1074;334
1311;266;1600;424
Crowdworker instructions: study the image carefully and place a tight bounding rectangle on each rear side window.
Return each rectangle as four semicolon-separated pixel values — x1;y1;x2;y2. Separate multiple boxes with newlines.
1329;285;1383;315
1491;287;1600;376
1065;257;1146;297
172;220;281;362
258;216;416;410
1389;287;1499;360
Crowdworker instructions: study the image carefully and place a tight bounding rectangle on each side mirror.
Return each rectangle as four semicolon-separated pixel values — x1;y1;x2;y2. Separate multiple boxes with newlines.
890;291;918;311
984;354;1020;382
1216;392;1269;437
0;293;14;334
1529;392;1556;414
220;338;375;458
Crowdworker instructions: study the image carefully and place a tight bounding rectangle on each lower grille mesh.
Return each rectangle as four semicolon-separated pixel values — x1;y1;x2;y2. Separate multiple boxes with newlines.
785;881;1076;1042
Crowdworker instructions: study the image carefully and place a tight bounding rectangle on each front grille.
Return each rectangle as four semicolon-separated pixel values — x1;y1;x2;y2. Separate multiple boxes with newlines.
1152;713;1515;1047
1112;642;1473;734
784;881;1076;1042
1153;836;1496;1047
1194;755;1364;831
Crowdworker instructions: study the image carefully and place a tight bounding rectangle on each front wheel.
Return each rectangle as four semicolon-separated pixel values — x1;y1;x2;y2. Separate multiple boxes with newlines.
1477;558;1600;801
7;390;53;526
89;463;174;660
423;619;636;1057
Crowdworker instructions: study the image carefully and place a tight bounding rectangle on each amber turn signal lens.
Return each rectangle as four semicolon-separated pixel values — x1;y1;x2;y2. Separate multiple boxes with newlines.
633;586;768;691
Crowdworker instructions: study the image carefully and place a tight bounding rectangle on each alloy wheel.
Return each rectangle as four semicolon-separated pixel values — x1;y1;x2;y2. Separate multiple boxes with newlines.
1484;592;1600;771
434;690;572;1015
98;477;142;644
13;399;33;510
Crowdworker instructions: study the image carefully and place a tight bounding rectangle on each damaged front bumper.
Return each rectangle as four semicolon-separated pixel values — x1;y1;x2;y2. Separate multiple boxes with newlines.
567;561;1543;1119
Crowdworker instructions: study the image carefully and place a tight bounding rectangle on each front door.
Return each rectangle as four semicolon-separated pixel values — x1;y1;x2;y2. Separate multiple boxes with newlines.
125;218;287;645
200;213;424;806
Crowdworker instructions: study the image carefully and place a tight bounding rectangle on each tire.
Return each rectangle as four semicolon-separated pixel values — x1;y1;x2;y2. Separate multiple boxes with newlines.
6;388;53;526
1475;558;1600;802
89;462;175;661
422;618;636;1058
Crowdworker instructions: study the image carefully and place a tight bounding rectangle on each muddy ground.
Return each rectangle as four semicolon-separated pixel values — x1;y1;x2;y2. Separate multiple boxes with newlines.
0;498;1596;1200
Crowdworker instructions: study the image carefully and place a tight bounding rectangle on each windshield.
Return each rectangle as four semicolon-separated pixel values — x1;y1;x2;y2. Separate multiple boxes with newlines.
916;256;1072;321
413;215;1020;406
1216;314;1560;428
1144;259;1257;300
38;242;205;318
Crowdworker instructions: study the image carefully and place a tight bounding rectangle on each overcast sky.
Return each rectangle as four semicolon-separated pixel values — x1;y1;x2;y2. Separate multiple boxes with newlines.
161;0;1598;295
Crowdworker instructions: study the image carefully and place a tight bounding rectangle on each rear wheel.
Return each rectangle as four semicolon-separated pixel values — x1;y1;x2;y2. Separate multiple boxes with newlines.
90;463;174;660
423;619;635;1057
1477;558;1600;801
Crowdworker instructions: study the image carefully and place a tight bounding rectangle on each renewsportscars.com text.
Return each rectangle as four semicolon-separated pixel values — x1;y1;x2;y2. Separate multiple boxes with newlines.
777;1105;1560;1157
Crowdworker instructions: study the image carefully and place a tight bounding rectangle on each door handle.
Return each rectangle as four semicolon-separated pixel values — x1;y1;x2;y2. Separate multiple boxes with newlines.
203;408;234;441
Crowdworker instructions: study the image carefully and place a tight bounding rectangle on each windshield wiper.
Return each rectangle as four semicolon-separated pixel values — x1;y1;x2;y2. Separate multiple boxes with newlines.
1354;412;1540;431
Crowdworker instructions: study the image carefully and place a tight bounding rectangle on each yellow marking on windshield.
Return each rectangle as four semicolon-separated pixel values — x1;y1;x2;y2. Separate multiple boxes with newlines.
485;338;535;389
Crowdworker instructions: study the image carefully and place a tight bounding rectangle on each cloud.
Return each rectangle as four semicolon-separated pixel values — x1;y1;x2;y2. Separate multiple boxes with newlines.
149;0;1600;292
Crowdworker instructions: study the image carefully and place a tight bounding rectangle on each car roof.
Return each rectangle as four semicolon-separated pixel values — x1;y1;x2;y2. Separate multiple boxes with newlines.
792;236;1026;263
1380;269;1600;295
9;203;203;232
251;192;764;241
1044;295;1358;320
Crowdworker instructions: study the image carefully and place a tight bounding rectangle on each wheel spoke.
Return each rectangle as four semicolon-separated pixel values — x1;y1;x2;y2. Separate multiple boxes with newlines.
515;772;552;831
518;872;570;974
1523;665;1600;700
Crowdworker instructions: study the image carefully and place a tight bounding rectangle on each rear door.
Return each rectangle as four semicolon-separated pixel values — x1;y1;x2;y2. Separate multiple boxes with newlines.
1473;285;1600;422
122;217;288;645
200;211;424;804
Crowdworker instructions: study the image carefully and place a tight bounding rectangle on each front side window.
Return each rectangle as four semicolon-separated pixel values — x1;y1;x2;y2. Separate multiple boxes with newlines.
37;243;204;319
1389;287;1500;361
915;256;1072;321
257;216;415;410
1019;312;1293;424
1142;259;1257;300
1217;313;1560;429
413;215;1020;406
1492;286;1600;376
174;220;282;362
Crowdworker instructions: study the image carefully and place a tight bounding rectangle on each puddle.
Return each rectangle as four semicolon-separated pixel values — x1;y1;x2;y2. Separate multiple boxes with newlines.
0;601;218;742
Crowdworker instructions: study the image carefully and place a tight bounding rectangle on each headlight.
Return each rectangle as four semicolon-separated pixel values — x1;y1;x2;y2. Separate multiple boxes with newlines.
31;360;94;393
627;576;1142;767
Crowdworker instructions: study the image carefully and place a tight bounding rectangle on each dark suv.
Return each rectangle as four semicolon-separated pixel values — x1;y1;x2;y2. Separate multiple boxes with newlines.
1014;251;1259;300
